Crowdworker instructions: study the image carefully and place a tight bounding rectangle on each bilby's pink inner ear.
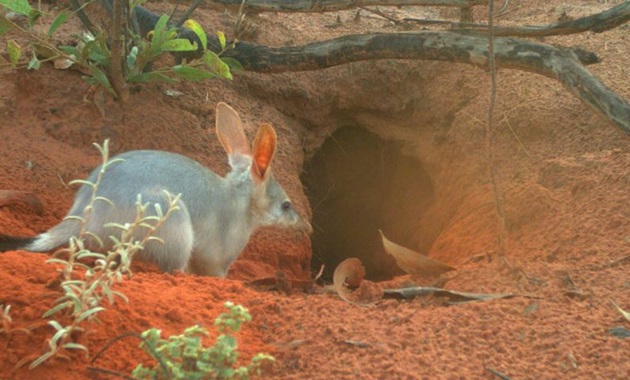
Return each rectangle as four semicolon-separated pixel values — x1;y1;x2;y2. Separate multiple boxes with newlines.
215;102;250;157
251;123;277;180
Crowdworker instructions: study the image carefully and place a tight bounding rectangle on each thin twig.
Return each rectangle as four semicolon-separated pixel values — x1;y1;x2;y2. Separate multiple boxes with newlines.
485;0;508;259
234;0;248;39
176;0;204;27
496;0;509;15
168;0;184;22
501;115;530;157
86;366;136;380
69;0;98;34
110;0;128;101
91;332;170;379
313;264;325;282
405;2;630;37
486;366;512;380
359;6;401;24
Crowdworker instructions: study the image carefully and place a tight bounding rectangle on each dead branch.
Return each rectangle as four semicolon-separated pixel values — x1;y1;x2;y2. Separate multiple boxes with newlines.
84;0;630;135
220;32;599;71
210;0;488;12
220;32;630;134
405;1;630;37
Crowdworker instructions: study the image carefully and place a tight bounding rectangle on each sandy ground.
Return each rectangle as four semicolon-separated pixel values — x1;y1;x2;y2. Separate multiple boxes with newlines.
1;0;629;379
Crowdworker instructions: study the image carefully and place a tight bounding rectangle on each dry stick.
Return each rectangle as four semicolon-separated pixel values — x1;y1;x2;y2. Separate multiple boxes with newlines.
486;366;512;380
69;0;99;34
502;115;530;158
110;0;128;101
404;1;630;37
176;0;204;27
359;6;401;24
210;0;488;12
168;0;184;23
485;0;509;261
234;0;249;39
131;3;629;134
90;332;169;378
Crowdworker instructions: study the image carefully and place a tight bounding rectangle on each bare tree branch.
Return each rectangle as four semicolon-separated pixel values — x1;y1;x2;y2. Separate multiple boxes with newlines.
405;1;630;37
210;0;487;12
110;0;128;101
87;0;630;134
221;32;598;72
221;32;630;134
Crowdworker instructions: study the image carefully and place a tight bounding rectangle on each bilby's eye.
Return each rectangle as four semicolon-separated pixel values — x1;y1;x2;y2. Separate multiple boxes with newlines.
281;200;292;212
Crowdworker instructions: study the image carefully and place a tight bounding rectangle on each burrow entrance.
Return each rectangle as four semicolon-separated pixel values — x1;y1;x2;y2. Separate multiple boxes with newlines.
301;126;435;281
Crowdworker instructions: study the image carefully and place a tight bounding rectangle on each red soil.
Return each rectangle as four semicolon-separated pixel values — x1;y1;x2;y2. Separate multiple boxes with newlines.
1;1;629;379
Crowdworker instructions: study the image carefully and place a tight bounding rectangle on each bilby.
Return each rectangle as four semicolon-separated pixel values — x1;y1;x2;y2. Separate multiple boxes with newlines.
0;102;312;277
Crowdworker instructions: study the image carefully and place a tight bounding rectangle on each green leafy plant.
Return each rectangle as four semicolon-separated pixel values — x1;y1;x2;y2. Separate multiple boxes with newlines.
29;140;182;369
0;0;241;100
133;302;275;380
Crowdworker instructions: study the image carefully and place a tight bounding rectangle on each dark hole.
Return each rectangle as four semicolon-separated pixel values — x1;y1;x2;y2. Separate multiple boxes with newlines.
301;126;434;282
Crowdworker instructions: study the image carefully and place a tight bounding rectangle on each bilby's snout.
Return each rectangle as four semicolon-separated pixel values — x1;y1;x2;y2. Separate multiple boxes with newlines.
297;216;313;235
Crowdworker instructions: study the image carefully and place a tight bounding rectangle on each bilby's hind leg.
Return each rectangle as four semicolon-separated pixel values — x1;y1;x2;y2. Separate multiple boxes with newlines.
141;204;194;272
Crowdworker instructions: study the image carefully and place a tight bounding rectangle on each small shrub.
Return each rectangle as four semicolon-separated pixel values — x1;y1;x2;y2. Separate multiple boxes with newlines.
30;140;182;368
133;302;275;380
0;0;240;100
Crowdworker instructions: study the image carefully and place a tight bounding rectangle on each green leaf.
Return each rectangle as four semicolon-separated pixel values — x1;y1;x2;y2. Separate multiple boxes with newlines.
202;50;232;80
7;39;21;68
27;52;40;70
63;342;88;352
93;196;114;206
160;38;197;52
27;8;42;27
76;252;107;260
111;290;128;303
46;258;71;266
217;31;226;50
51;326;70;343
612;300;630;322
0;0;32;16
153;14;168;38
48;320;65;332
69;179;95;187
42;301;73;318
77;306;105;322
196;360;216;373
47;10;68;36
0;17;10;37
29;352;54;369
183;19;207;52
59;45;79;57
87;66;115;95
126;45;138;68
220;57;244;72
172;66;219;81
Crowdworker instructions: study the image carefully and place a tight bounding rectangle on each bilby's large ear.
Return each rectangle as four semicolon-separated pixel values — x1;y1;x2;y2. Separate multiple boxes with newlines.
215;103;251;168
251;123;276;181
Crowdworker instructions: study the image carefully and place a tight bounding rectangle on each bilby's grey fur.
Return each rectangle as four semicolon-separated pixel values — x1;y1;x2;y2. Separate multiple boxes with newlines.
1;103;311;277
